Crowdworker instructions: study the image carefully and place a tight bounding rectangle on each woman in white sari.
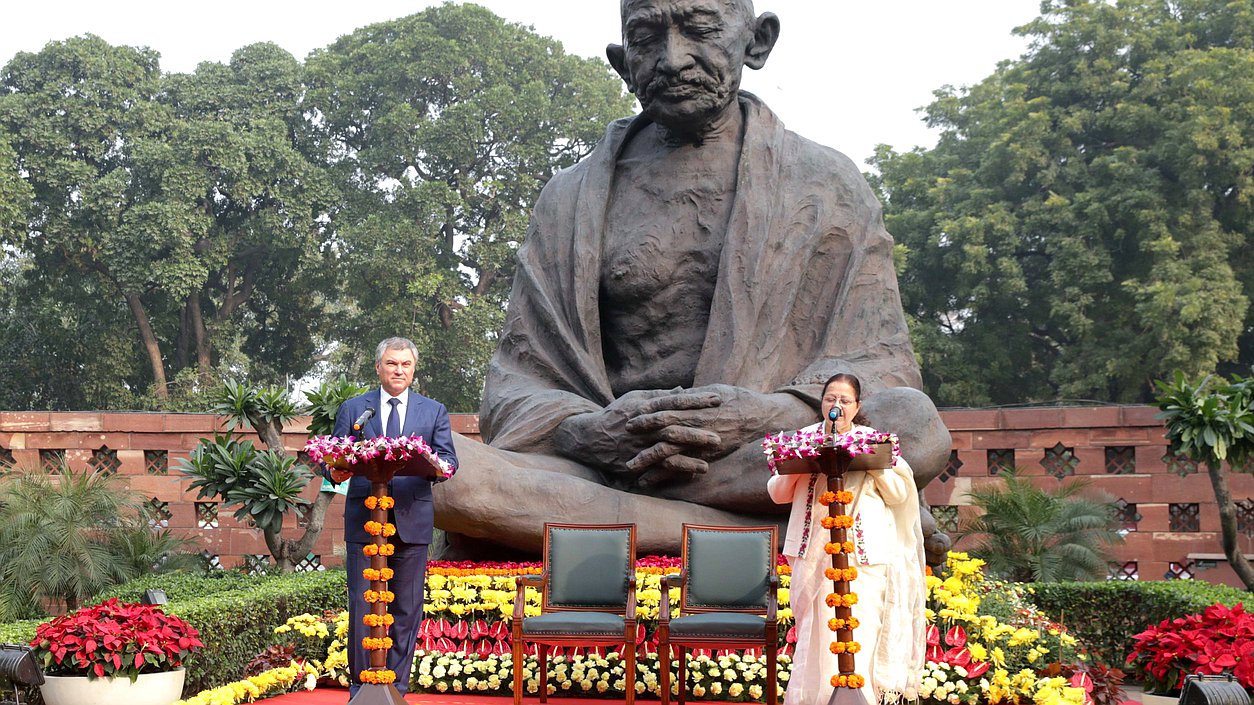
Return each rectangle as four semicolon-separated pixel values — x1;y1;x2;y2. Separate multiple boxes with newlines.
767;373;926;705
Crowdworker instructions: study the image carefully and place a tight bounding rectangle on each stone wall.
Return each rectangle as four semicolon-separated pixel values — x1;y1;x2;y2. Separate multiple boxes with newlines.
926;406;1254;588
1;407;1251;586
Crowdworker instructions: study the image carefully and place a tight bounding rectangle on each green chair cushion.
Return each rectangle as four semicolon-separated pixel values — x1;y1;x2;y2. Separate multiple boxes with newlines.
547;526;632;608
686;528;772;609
522;611;626;636
668;613;767;640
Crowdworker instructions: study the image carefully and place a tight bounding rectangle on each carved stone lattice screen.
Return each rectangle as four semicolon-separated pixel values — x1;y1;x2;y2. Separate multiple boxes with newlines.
1169;503;1200;532
932;505;959;533
1104;446;1135;475
1237;499;1254;537
1113;498;1141;532
939;450;963;483
40;449;64;473
1107;561;1138;581
145;449;168;475
196;502;219;529
1041;443;1078;479
1164;560;1195;580
144;497;172;529
1163;451;1198;477
986;449;1014;476
89;446;121;475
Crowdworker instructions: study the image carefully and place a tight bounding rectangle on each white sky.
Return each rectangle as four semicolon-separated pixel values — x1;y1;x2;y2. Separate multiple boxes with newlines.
0;0;1043;168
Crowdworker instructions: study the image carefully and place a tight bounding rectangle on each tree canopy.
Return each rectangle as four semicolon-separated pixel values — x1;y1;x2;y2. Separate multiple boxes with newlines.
871;0;1254;407
302;4;633;407
0;4;632;412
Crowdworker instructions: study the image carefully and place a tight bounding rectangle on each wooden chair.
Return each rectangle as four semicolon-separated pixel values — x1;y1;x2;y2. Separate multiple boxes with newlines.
658;524;779;705
511;522;638;704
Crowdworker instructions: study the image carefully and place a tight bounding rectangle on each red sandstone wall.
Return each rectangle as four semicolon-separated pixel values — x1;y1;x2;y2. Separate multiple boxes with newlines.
1;407;1250;587
927;406;1254;588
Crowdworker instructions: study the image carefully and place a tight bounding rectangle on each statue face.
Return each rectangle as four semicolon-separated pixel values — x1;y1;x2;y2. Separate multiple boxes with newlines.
618;0;753;131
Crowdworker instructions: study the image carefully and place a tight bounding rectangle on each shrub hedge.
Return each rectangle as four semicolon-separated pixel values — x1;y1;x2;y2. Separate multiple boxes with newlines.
0;569;348;694
1027;579;1251;667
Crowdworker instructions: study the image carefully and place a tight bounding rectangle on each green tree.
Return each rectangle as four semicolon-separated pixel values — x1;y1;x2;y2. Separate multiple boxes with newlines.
871;0;1253;406
0;37;335;403
0;465;188;619
176;379;367;571
304;3;635;410
958;468;1124;582
1155;370;1254;589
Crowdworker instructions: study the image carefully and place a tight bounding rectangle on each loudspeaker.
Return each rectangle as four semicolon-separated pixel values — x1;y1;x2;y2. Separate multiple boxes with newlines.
1179;675;1250;705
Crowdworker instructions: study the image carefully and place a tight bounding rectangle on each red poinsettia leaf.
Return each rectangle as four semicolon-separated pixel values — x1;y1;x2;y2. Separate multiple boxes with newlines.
94;662;105;678
134;653;144;669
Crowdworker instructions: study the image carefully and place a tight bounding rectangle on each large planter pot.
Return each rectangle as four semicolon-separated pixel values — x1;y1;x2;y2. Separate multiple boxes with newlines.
40;668;186;705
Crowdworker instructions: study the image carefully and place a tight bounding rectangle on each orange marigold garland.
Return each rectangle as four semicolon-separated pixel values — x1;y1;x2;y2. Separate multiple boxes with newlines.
823;466;861;690
360;492;398;689
363;613;395;628
360;669;396;685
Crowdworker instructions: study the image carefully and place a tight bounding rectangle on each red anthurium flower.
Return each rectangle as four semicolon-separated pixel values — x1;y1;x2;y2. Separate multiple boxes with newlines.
945;625;967;648
926;624;941;646
966;661;990;679
944;647;972;667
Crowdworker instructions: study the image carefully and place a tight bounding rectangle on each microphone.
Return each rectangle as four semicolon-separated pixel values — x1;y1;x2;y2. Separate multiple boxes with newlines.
352;407;376;432
826;406;843;435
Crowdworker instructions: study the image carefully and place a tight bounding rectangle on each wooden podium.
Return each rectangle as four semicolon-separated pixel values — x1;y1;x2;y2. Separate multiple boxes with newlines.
343;452;446;705
775;441;892;705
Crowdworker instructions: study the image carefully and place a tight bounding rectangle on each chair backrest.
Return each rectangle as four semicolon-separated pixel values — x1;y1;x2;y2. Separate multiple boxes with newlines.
543;522;637;611
681;524;777;613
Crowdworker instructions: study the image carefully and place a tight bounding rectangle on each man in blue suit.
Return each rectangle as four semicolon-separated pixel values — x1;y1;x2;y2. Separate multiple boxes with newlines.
328;336;458;699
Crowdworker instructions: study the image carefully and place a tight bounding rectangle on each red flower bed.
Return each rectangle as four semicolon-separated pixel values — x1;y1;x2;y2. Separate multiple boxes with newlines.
1126;602;1254;693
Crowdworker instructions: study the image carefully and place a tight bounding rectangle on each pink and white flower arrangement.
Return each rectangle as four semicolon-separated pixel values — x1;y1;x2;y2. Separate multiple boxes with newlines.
304;434;455;479
761;427;900;475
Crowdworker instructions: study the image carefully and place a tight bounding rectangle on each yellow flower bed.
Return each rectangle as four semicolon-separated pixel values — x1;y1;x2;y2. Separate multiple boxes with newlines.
173;662;317;705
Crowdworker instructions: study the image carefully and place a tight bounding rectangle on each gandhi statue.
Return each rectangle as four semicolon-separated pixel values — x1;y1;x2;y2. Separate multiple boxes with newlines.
433;0;952;559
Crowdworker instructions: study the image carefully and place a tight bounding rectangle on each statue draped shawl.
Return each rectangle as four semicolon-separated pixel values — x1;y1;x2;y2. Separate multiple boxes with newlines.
481;94;921;453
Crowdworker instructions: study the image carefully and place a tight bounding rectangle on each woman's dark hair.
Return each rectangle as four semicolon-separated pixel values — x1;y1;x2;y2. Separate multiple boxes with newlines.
822;373;869;426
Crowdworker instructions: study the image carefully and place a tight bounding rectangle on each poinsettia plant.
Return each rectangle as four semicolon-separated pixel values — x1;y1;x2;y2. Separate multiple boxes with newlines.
29;598;204;681
1126;602;1254;694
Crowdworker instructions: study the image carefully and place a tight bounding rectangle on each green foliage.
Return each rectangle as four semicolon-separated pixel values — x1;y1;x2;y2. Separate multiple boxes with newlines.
1154;370;1254;589
1;569;348;694
958;468;1124;582
0;36;336;404
1028;579;1250;667
0;465;189;619
304;3;635;411
871;0;1254;406
304;377;371;437
1155;371;1254;469
209;381;302;432
176;435;312;536
165;570;346;692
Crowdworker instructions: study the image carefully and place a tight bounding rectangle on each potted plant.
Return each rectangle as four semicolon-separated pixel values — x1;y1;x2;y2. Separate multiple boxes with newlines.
29;598;204;705
1125;602;1253;699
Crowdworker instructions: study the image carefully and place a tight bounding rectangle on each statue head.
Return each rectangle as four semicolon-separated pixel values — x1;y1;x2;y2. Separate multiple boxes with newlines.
607;0;780;137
